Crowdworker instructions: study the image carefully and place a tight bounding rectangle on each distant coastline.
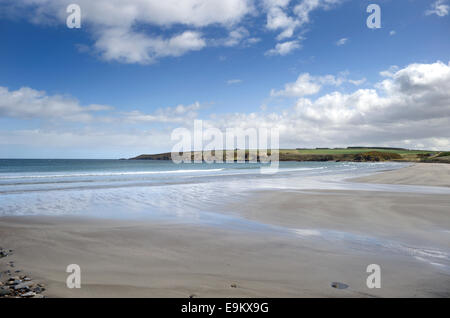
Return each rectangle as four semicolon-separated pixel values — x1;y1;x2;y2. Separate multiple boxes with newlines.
129;147;450;163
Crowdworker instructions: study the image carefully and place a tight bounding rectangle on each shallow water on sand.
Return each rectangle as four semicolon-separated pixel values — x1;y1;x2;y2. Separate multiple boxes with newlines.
0;160;425;217
1;160;450;274
1;160;448;219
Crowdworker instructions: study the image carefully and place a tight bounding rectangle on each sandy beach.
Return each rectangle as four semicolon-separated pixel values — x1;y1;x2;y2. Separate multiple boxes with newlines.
351;163;450;187
1;163;450;298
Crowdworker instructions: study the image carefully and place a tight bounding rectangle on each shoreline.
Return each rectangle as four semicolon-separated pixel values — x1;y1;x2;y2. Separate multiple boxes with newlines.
1;163;450;298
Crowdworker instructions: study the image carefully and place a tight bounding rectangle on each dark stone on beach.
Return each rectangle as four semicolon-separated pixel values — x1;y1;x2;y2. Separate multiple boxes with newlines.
7;279;21;286
0;288;11;296
0;248;10;258
230;284;237;288
20;291;36;298
33;286;45;293
14;282;33;290
331;282;349;289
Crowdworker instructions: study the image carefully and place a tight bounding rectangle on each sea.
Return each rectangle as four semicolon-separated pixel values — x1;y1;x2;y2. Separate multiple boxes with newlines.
1;159;446;219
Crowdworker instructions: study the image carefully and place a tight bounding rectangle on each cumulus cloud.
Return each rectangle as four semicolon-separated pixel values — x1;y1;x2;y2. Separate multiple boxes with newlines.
348;78;366;86
270;72;346;97
426;0;449;17
0;0;349;64
222;27;250;47
95;29;206;64
0;85;201;125
265;0;299;40
1;0;254;64
293;0;344;25
271;73;321;97
264;0;344;40
209;27;260;48
0;86;112;122
2;62;450;153
12;0;252;28
335;38;348;46
265;39;302;55
263;0;345;57
239;61;450;149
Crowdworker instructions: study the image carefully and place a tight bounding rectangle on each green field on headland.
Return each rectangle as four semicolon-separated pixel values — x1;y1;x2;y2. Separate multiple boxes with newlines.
130;147;450;163
292;148;432;155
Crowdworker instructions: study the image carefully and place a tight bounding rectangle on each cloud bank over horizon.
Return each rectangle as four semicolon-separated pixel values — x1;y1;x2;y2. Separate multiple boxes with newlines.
1;61;449;156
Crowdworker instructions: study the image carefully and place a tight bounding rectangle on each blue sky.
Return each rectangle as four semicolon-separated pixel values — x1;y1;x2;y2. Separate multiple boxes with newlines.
0;0;449;158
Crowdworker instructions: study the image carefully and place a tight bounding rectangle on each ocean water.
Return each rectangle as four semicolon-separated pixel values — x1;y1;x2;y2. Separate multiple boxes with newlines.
1;159;450;271
0;159;445;219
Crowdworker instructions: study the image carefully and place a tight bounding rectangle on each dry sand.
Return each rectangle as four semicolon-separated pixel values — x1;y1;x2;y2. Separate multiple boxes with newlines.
1;163;449;298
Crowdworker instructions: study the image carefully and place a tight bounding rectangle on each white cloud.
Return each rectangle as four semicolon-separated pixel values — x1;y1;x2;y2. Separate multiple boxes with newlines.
271;72;346;97
0;85;201;125
426;0;449;17
17;0;253;28
0;86;112;122
271;73;321;97
223;27;249;47
305;62;450;125
348;78;366;86
209;61;450;150
227;79;243;85
263;0;345;58
1;0;348;63
213;27;259;48
335;38;348;46
379;65;399;78
389;30;396;36
3;62;450;153
2;0;254;64
265;39;302;56
121;102;201;124
293;0;343;26
265;1;299;41
263;0;344;39
95;29;206;64
246;37;262;45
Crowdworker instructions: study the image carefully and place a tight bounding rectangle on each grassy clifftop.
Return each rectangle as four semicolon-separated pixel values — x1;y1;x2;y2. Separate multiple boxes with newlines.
130;147;449;163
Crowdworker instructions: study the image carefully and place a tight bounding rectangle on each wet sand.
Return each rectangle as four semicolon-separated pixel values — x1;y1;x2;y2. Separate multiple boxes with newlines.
1;163;449;298
351;163;450;187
